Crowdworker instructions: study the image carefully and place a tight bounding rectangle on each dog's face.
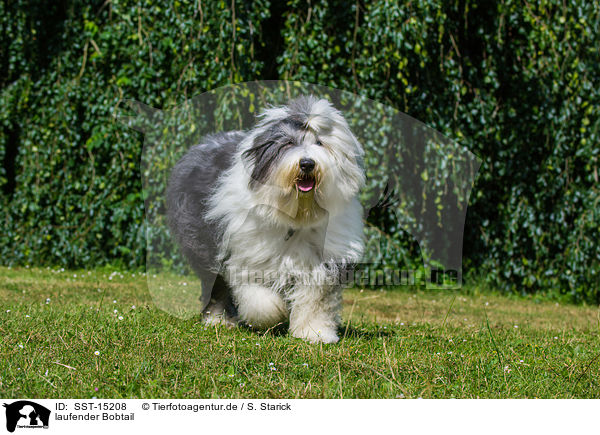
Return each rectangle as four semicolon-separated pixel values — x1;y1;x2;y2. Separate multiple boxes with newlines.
241;96;365;225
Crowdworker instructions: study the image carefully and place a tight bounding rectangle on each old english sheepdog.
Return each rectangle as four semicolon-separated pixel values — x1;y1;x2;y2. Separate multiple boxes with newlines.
166;96;365;343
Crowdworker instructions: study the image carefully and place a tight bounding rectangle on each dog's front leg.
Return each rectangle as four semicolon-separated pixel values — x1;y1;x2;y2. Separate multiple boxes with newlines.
233;284;288;329
288;284;342;344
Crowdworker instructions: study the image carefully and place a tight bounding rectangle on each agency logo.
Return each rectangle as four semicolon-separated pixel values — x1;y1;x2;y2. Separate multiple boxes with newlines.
2;401;50;433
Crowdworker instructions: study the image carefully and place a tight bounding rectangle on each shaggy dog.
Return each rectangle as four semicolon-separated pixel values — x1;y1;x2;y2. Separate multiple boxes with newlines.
166;96;365;343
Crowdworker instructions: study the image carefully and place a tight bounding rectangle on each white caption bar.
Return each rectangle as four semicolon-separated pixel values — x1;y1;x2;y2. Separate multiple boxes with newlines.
0;399;596;435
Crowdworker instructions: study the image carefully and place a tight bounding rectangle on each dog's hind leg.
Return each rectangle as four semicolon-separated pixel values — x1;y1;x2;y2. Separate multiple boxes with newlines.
202;275;238;327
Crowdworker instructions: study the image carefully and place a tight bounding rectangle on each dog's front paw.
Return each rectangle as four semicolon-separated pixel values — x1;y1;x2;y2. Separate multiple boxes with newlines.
290;324;339;344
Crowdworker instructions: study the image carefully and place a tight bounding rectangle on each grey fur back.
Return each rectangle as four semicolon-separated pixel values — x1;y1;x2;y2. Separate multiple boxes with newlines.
165;131;244;304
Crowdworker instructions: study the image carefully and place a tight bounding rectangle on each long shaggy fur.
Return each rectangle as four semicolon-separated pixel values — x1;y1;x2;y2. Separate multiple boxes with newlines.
166;96;365;343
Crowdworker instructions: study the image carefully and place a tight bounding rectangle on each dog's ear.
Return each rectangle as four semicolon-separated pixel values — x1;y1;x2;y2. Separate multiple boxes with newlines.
242;129;272;165
242;133;271;188
243;127;289;188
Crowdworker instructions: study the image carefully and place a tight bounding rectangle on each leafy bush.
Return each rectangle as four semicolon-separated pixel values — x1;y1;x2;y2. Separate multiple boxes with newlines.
1;0;598;302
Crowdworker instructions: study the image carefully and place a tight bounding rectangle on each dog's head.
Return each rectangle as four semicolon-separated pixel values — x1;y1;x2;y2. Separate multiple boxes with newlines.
241;96;365;225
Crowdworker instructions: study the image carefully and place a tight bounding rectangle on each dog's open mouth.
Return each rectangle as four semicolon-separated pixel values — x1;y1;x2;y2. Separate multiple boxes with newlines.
296;176;315;193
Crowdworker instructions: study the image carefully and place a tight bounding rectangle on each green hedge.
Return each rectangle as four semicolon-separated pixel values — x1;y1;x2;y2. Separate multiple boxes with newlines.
1;0;598;302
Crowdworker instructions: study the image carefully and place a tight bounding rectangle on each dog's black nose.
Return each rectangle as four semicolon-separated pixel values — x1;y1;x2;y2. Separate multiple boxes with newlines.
299;158;315;173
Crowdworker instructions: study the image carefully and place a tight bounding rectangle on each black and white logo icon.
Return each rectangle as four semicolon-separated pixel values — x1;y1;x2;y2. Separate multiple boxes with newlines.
3;401;50;433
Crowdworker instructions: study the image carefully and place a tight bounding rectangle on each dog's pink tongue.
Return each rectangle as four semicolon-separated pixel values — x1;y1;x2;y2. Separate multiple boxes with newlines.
297;179;315;192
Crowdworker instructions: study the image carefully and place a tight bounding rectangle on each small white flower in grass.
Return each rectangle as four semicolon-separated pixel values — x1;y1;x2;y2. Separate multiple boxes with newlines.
400;322;405;326
269;362;274;366
97;288;102;292
25;315;30;318
463;339;467;342
131;305;136;309
519;360;524;363
255;343;260;347
44;369;48;376
113;309;118;314
514;325;519;329
45;298;50;304
485;302;489;306
447;351;453;355
109;276;112;280
6;310;10;313
270;367;277;371
241;338;246;341
302;363;309;367
113;300;117;304
94;351;100;356
554;336;558;340
504;365;511;373
182;282;187;286
18;344;23;349
73;274;77;278
118;316;123;321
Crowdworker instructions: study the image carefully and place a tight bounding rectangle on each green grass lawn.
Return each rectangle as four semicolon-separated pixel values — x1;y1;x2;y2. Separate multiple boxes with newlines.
1;266;599;398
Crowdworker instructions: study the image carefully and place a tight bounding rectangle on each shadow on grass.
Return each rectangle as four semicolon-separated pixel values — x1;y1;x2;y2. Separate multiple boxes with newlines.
237;322;290;338
236;322;396;341
339;325;395;340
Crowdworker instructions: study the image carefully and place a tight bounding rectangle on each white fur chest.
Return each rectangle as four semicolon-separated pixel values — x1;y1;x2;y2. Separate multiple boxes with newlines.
222;199;364;293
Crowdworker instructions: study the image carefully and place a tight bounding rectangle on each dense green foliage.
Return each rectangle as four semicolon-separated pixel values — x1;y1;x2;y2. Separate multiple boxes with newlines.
1;1;598;301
